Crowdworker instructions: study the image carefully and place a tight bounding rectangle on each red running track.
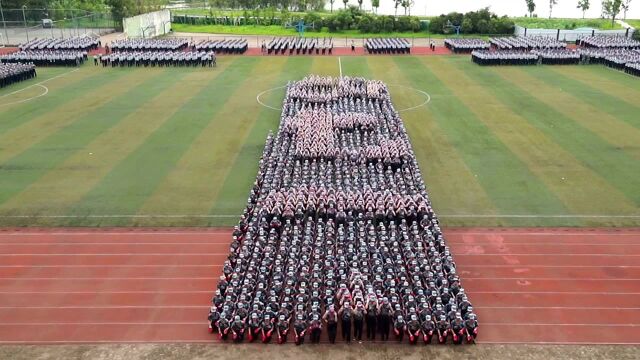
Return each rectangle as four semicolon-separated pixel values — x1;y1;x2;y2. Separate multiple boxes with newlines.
0;227;638;345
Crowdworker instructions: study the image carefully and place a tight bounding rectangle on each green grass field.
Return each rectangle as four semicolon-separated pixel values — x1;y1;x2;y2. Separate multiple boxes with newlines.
0;56;638;228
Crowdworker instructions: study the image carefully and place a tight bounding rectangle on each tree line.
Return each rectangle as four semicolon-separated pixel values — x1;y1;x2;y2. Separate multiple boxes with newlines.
524;0;634;25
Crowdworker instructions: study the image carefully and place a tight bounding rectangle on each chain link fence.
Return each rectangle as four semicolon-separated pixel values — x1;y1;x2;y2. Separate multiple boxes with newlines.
0;9;116;46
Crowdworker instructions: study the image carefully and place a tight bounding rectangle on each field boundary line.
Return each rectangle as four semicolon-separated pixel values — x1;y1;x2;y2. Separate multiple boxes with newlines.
0;305;210;309
1;213;636;219
0;253;227;256
0;68;80;107
338;56;343;77
440;214;640;218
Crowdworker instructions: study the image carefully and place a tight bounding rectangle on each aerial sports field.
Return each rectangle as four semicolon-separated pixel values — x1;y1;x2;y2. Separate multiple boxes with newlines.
0;55;638;229
0;54;639;355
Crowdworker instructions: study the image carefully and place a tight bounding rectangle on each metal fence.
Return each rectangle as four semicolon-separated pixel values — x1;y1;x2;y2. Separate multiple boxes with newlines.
0;9;116;46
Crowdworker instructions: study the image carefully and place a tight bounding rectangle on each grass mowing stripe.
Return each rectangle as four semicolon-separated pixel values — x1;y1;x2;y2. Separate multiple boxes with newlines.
135;57;288;225
64;57;248;226
401;57;570;224
0;69;135;162
0;68;215;226
496;67;640;161
441;57;638;219
487;67;640;207
366;57;498;225
0;70;169;207
557;66;640;106
310;56;341;77
0;67;118;134
539;67;640;130
340;56;372;78
208;57;314;226
0;67;71;97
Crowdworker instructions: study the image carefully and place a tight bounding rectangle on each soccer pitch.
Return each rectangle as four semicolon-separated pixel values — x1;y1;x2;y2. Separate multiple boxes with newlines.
0;55;638;227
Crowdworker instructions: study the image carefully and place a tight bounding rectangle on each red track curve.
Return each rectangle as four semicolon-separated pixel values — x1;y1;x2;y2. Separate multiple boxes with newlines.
0;227;638;345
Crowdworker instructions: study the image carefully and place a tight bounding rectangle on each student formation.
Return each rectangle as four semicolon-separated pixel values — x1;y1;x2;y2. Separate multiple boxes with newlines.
207;76;479;346
450;34;640;75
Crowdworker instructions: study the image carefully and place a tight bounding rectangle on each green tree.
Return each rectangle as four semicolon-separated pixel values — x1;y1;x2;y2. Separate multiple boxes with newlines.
343;0;348;9
525;0;536;16
106;0;134;29
371;0;379;14
328;0;335;12
394;0;401;16
577;0;590;18
549;0;558;18
602;0;623;26
461;17;473;33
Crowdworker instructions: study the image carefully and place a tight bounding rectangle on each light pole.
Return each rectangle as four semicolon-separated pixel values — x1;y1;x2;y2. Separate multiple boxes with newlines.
22;5;29;42
0;0;9;46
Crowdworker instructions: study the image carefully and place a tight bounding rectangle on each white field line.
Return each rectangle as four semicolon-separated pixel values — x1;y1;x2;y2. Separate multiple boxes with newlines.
476;306;640;310
0;68;80;107
0;253;227;256
455;265;640;268
255;84;286;111
2;305;638;311
0;68;78;98
0;291;212;294
0;232;233;236
469;291;640;295
0;213;637;219
387;84;432;112
0;242;228;246
450;243;640;246
482;323;640;327
0;339;635;345
0;277;218;280
477;341;640;345
0;265;221;268
0;321;636;327
0;305;210;309
338;56;343;77
441;214;640;218
0;214;237;218
0;84;48;107
455;253;640;256
463;277;640;281
0;340;634;345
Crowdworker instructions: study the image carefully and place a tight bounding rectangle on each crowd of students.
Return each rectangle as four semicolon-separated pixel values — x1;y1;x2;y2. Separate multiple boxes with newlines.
109;38;190;52
471;50;539;65
490;36;566;50
19;36;100;51
626;62;640;76
471;34;640;73
96;51;216;67
207;75;478;345
0;50;86;66
364;38;412;54
444;39;490;53
263;37;334;55
193;39;248;54
0;63;36;88
578;35;640;49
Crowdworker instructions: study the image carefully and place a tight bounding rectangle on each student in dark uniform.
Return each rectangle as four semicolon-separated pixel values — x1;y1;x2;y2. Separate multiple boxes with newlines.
338;302;353;343
323;304;339;344
378;297;392;341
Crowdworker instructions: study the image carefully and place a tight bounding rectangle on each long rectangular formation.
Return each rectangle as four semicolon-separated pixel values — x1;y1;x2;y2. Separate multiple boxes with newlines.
208;75;478;345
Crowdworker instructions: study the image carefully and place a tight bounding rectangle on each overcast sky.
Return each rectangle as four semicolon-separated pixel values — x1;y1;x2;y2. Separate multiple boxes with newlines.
333;0;639;20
